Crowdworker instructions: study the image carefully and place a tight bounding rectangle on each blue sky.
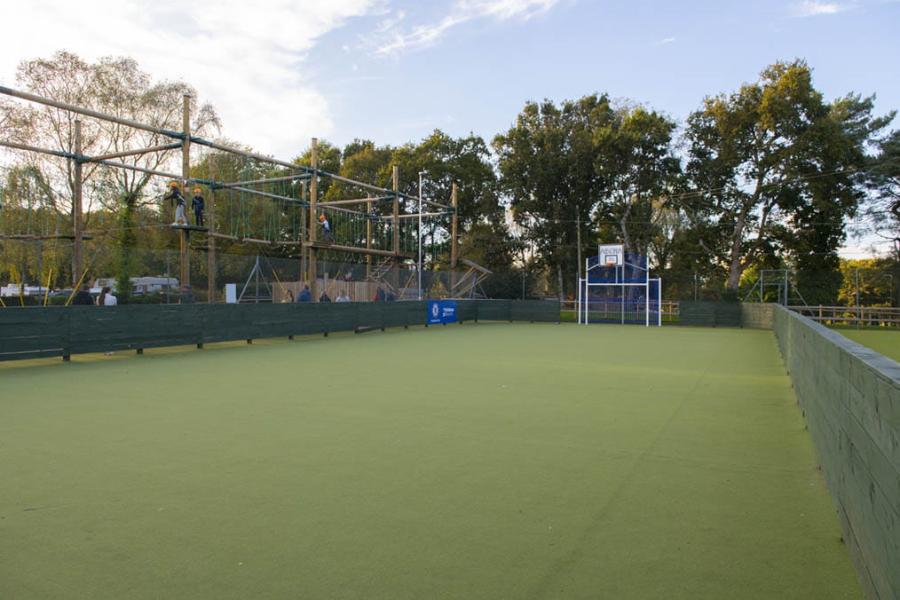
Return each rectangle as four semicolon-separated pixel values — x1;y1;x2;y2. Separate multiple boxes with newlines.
1;0;896;153
310;0;900;148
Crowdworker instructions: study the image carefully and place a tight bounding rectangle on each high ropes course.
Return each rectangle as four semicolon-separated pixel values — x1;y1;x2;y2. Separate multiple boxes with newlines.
0;85;481;302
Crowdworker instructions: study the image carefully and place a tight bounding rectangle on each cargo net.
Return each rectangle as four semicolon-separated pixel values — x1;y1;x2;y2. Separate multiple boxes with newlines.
577;253;662;326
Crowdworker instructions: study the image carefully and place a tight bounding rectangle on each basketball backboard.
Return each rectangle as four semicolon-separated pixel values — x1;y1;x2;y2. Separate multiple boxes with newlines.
598;244;624;266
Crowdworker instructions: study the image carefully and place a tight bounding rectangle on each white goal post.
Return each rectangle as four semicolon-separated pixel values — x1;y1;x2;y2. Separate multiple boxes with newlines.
576;245;662;327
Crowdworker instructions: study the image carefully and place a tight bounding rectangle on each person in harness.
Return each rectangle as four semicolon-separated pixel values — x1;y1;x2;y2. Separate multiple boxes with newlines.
164;181;187;226
191;187;205;227
319;213;333;242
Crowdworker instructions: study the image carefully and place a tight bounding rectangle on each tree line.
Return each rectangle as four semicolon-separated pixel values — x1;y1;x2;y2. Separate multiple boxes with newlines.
1;52;898;304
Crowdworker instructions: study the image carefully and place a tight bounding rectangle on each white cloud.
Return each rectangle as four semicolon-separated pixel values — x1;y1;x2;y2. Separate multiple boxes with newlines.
0;0;379;157
373;0;561;56
655;36;677;46
791;1;852;17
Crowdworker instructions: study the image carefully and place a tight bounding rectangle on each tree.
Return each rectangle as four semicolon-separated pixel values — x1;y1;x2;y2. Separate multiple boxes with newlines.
494;96;610;297
593;106;680;257
682;60;891;297
838;258;896;307
866;129;900;260
5;51;220;292
294;140;342;198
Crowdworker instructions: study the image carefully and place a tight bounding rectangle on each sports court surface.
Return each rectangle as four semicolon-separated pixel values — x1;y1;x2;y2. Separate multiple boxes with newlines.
837;328;900;362
0;324;861;599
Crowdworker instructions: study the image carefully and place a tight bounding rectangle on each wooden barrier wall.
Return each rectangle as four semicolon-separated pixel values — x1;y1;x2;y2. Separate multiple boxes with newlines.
774;306;899;599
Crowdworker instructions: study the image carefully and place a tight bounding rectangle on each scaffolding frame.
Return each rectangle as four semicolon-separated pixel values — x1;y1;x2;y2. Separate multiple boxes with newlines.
0;85;462;302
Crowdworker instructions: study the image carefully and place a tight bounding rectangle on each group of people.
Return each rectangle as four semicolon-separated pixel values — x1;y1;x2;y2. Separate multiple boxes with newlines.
164;182;205;227
165;182;339;245
70;285;117;306
292;285;351;303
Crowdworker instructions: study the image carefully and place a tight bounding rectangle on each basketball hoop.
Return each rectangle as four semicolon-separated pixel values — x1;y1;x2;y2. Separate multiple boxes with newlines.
598;244;624;267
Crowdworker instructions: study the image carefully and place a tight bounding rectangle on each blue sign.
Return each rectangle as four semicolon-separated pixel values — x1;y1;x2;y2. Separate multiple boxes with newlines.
428;301;442;324
441;300;457;324
427;300;457;324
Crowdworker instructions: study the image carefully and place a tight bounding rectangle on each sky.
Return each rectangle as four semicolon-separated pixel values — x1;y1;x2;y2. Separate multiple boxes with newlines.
0;0;898;255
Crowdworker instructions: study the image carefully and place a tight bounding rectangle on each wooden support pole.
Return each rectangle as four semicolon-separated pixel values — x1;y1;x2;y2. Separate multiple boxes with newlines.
450;182;458;294
392;165;400;291
366;195;373;280
308;138;319;301
207;159;216;303
72;120;84;286
299;180;307;281
180;94;191;293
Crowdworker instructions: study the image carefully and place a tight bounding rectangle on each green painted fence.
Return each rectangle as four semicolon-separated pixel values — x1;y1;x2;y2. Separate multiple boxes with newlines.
677;301;743;327
0;299;559;362
774;306;900;600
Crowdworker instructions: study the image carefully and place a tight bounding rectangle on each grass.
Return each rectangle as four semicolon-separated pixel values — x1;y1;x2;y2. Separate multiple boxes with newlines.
0;324;860;599
836;328;900;362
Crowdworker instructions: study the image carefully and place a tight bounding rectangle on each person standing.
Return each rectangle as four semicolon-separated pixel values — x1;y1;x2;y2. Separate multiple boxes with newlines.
296;285;312;302
71;284;93;305
97;286;118;306
191;187;205;227
164;181;187;226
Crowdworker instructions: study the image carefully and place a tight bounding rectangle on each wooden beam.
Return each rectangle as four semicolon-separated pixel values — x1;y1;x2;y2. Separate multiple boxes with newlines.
209;232;240;241
317;204;365;216
180;94;191;293
392;165;400;291
366;197;373;280
308;138;318;301
216;173;310;188
300;180;307;283
316;196;391;207
319;171;398;198
303;241;412;258
207;168;217;303
393;212;448;220
451;182;458;292
72;120;84;286
83;142;182;163
0;139;77;160
0;85;182;139
224;186;305;205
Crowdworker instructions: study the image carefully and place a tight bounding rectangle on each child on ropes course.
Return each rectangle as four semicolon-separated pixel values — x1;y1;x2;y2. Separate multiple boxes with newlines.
319;213;334;242
164;181;187;226
191;187;205;227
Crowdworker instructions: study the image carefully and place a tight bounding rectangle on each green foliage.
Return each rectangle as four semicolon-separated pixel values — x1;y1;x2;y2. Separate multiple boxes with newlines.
866;129;900;256
682;60;891;292
494;96;611;294
838;258;897;306
494;96;681;297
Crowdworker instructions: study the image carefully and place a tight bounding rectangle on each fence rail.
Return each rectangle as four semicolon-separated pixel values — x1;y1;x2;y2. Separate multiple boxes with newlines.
788;305;900;328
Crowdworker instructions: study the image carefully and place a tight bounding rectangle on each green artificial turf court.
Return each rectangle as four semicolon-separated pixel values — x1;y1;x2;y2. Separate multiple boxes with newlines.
837;327;900;362
0;324;861;599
